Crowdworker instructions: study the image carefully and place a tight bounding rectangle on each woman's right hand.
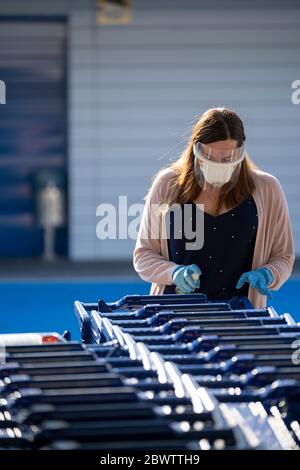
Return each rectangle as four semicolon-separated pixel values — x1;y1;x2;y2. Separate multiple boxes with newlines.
172;264;202;293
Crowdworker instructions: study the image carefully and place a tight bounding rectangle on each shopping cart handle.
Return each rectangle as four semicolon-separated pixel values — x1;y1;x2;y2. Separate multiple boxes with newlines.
262;379;300;399
74;301;93;344
106;293;208;310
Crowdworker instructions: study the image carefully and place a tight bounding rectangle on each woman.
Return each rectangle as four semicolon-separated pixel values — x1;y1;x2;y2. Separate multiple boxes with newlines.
133;108;295;309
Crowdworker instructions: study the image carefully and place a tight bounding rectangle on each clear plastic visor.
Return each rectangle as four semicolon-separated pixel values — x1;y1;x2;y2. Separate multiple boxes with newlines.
193;141;245;165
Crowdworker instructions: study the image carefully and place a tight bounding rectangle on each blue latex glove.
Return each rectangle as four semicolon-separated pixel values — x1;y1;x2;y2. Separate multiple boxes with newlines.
172;264;202;294
236;267;274;299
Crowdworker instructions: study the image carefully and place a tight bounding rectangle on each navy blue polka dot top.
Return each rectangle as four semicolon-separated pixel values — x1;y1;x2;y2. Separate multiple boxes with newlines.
164;195;258;299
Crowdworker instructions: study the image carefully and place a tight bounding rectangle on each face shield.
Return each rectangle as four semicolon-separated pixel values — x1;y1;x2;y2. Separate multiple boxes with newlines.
193;141;246;193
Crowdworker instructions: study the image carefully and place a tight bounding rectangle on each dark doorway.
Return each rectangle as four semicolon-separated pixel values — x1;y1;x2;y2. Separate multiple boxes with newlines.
0;18;67;257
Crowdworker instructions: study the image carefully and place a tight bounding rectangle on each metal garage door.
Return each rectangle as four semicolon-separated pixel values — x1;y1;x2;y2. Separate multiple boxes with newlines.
67;0;300;260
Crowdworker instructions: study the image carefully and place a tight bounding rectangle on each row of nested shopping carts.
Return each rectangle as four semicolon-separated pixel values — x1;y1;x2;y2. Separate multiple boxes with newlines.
0;292;300;450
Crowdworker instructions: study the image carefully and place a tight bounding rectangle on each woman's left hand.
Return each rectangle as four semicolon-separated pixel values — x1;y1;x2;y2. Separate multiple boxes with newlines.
236;267;274;299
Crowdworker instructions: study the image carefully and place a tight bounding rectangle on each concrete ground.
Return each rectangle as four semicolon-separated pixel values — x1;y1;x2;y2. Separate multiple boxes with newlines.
0;259;140;280
0;258;299;280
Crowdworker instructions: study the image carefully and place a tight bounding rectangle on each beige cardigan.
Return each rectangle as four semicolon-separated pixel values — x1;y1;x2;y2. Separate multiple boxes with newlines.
133;167;295;309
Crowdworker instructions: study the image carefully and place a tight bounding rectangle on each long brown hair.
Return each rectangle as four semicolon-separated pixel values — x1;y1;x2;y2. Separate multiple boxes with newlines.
156;108;260;216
